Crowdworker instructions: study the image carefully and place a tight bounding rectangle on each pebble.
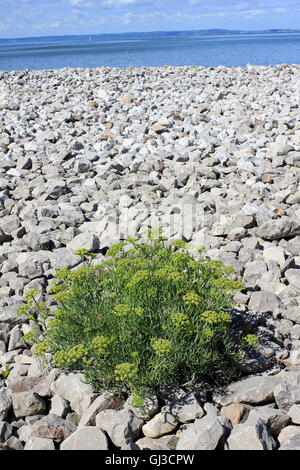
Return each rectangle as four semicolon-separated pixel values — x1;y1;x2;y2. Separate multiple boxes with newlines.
0;63;300;451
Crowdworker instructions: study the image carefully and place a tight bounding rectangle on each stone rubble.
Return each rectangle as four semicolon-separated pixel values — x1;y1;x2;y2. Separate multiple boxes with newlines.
0;63;300;450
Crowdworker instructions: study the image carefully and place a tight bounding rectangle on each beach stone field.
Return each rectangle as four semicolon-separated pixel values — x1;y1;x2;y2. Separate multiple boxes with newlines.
0;63;300;451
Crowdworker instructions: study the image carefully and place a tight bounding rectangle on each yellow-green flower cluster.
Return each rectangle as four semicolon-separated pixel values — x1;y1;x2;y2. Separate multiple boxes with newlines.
53;344;89;367
115;362;138;382
155;268;183;282
133;307;144;316
126;270;152;290
200;310;232;325
90;335;112;354
183;291;201;306
55;267;69;280
17;304;30;317
46;317;61;331
73;248;90;258
53;290;68;302
22;331;38;345
243;334;259;347
53;349;69;367
33;338;52;357
151;338;172;355
107;242;126;258
112;303;130;317
67;266;91;282
170;312;191;329
67;344;88;364
24;289;40;301
172;240;187;250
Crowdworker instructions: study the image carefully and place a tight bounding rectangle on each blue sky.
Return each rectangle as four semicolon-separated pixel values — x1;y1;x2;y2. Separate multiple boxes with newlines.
0;0;300;38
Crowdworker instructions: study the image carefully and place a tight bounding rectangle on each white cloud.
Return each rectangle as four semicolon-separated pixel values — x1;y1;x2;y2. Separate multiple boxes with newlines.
273;7;287;14
101;0;146;6
235;2;248;10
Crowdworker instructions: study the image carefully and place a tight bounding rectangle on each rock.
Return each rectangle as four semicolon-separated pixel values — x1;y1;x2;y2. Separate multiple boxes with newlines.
287;404;300;425
220;403;252;426
255;218;300;240
176;414;232;450
50;373;94;416
0;387;12;420
50;248;81;271
278;425;300;444
96;408;143;447
60;426;109;450
168;391;204;423
66;232;99;252
141;406;178;438
12;391;47;418
33;368;61;397
247;407;291;436
279;434;300;450
213;375;280;406
135;435;178;450
29;414;77;442
248;290;284;313
78;392;113;427
24;436;55;450
0;421;13;443
5;436;24;450
227;413;276;450
285;269;300;294
124;393;159;420
49;395;70;419
263;246;285;268
274;383;300;411
7;376;42;393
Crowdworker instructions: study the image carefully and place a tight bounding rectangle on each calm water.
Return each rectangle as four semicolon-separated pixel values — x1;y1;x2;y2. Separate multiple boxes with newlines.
0;32;299;71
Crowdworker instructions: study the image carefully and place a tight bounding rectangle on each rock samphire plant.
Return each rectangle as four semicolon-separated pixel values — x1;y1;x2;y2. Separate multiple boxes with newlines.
19;229;256;403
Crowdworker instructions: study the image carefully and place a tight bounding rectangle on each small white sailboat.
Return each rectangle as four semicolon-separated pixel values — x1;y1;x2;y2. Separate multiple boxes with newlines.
89;35;92;42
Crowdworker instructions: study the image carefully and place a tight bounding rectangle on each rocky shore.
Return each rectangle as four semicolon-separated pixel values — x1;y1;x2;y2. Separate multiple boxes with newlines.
0;63;300;450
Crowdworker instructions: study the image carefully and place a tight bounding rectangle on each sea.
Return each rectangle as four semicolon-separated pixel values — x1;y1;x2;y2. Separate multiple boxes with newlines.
0;31;299;72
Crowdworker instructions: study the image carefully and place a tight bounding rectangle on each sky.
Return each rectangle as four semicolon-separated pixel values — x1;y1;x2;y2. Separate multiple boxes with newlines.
0;0;300;39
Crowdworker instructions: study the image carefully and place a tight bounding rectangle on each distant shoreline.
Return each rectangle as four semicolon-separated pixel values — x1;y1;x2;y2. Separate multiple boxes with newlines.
1;28;300;42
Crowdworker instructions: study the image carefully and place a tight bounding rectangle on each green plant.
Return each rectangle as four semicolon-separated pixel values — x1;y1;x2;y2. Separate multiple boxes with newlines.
0;364;10;380
19;229;253;401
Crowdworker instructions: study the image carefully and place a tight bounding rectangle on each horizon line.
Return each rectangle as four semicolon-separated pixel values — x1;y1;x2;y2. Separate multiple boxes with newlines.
1;27;299;41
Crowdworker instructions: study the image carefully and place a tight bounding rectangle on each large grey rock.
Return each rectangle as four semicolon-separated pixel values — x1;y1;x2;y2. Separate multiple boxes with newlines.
0;421;13;443
274;382;300;411
168;391;204;423
213;375;280;406
24;436;55;450
285;269;300;294
30;414;76;443
12;391;46;418
141;406;178;438
96;408;143;447
176;414;232;450
287;404;300;425
67;232;99;252
278;425;300;444
60;426;109;450
50;248;81;271
50;373;94;416
255;218;300;240
0;387;12;420
136;435;177;451
248;290;284;313
227;413;276;450
279;434;300;450
247;407;291;436
78;392;113;428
